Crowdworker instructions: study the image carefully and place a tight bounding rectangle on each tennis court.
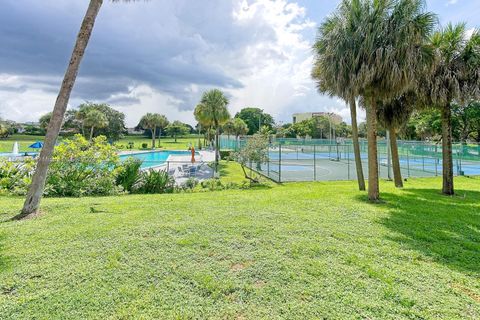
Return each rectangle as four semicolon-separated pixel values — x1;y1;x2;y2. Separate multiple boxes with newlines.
221;136;480;182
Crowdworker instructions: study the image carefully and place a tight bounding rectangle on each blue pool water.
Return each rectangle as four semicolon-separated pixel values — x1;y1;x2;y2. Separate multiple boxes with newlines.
120;151;197;169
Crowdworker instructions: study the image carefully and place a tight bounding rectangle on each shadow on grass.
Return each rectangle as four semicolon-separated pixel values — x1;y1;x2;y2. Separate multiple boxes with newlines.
378;187;480;275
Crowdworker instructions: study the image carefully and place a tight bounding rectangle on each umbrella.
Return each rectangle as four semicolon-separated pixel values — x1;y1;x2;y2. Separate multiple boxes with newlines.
191;146;196;163
29;141;44;149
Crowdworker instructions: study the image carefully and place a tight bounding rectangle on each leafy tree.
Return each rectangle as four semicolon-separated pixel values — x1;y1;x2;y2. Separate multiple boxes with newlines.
235;134;269;183
40;109;82;135
39;113;52;132
194;89;230;172
138;113;169;148
452;101;480;143
235;108;274;135
420;24;480;195
84;109;109;140
165;121;189;142
84;103;126;141
0;118;15;138
22;0;136;217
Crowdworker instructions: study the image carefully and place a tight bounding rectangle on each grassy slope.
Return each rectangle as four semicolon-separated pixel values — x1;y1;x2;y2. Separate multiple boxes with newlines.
0;135;200;153
1;177;480;319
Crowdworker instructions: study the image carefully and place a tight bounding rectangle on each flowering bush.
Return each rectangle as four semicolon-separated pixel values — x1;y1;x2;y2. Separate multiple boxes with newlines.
45;134;121;197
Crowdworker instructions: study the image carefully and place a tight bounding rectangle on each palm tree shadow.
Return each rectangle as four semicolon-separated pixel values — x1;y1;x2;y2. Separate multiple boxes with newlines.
377;187;480;275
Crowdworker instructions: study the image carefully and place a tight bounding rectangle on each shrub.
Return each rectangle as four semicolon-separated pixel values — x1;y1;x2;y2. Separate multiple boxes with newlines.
128;142;134;149
116;157;142;192
141;143;148;149
0;158;35;195
133;169;174;194
181;177;199;191
199;179;245;191
220;150;233;160
45;134;121;197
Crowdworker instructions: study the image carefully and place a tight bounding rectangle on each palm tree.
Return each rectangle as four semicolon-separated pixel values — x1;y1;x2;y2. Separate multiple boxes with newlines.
347;0;435;201
312;1;366;191
138;113;169;148
83;109;109;140
223;119;236;140
376;94;415;188
421;24;480;195
194;89;230;172
20;0;140;217
232;118;248;139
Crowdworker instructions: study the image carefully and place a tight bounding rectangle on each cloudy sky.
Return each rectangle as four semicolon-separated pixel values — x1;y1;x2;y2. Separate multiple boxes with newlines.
0;0;478;127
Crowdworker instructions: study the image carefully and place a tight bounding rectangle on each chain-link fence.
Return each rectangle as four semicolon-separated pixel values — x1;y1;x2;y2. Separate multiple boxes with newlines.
220;136;480;182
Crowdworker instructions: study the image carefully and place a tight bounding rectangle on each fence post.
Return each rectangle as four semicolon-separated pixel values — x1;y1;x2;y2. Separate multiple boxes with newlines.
279;144;282;183
435;145;438;176
267;155;270;177
407;148;410;177
313;145;316;181
347;144;350;180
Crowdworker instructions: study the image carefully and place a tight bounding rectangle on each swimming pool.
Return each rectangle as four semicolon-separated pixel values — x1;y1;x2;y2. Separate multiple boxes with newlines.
119;151;198;169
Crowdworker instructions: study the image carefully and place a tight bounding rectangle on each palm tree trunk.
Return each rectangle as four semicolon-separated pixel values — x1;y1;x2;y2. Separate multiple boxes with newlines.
158;128;162;148
441;104;454;195
152;127;156;149
21;0;103;217
89;126;95;141
389;126;403;188
349;97;365;191
366;100;379;201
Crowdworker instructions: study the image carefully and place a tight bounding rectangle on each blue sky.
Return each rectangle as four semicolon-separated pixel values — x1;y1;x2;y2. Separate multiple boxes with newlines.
0;0;478;126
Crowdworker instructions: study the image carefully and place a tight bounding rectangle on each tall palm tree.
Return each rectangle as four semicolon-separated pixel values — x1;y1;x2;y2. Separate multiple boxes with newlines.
352;0;435;200
376;93;415;188
21;0;139;217
421;24;480;195
194;89;230;172
312;0;366;191
138;113;169;148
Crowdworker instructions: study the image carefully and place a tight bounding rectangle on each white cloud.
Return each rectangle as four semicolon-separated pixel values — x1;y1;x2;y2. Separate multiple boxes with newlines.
0;0;357;127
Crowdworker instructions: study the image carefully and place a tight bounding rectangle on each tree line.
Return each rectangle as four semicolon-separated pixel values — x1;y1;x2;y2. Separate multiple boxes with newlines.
18;0;479;216
312;0;479;200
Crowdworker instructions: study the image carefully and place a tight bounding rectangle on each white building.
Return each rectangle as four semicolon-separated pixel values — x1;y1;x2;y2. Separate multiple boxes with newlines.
292;112;343;124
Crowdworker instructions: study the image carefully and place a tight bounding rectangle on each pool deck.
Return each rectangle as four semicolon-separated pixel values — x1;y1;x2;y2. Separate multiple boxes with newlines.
119;149;216;184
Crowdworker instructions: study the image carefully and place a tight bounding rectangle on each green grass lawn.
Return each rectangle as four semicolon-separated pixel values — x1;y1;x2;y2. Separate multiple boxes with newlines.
117;135;201;151
1;177;480;319
0;135;45;153
0;134;202;153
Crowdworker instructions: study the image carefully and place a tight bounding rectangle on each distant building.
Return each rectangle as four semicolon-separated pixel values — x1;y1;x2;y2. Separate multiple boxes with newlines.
127;127;144;135
292;112;342;124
